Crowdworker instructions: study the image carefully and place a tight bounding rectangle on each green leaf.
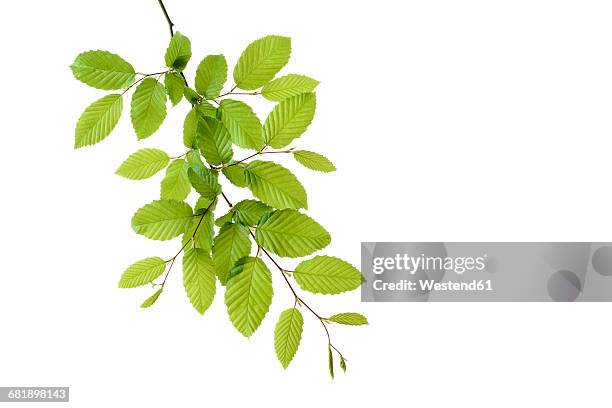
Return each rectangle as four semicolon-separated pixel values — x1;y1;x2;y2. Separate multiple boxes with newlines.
164;31;191;71
74;94;123;148
225;257;273;337
340;356;347;373
261;74;319;101
188;166;221;199
196;100;217;118
255;209;330;258
119;257;166;288
183;108;199;148
115;148;169;180
264;93;316;148
194;195;216;214
219;99;264;150
164;72;185;106
328;345;334;379
293;150;336;172
197;117;233;165
245;160;307;210
70;50;135;90
131;199;193;241
274;308;303;369
215;211;234;227
233;199;272;226
184;87;201;104
182;210;215;252
222;163;248;187
183;248;216;314
195;55;228;99
141;288;163;308
293;256;362;295
160;159;191;201
186;149;206;169
328;313;368;325
233;35;291;90
131;78;167;139
212;223;252;285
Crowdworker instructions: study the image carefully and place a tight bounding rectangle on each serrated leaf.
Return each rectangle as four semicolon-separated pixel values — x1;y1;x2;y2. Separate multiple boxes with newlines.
233;199;272;226
164;72;185;106
141;288;163;308
197;117;233;165
119;257;166;288
160;159;191;200
261;74;319;101
186;149;205;169
222;163;248;187
212;223;251;285
233;35;291;90
225;257;273;337
219;99;264;150
245;161;307;210
115;148;169;180
255;209;330;258
74;94;123;148
183;108;199;148
131;199;193;241
131;78;167;139
274;308;303;369
328;313;368;325
183;248;216;314
164;32;191;71
328;345;334;379
188;166;221;199
215;211;234;227
293;150;336;172
70;50;135;90
182;210;215;252
264;93;316;148
195;55;228;99
194;196;216;214
293;256;362;294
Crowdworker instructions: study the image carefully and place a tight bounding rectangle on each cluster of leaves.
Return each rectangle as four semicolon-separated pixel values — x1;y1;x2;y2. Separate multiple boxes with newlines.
71;27;366;376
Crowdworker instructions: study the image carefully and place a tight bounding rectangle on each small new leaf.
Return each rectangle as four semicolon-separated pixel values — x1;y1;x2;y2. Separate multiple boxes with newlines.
274;308;304;369
195;55;228;99
197;117;233;165
131;78;167;139
293;256;362;295
188;166;221;199
328;313;368;326
115;148;169;180
212;223;252;285
219;99;264;150
131;199;193;241
164;32;192;71
160;159;191;201
141;288;163;308
261;74;319;101
71;50;135;90
232;199;272;226
293;150;336;173
255;209;330;257
233;35;291;90
264;93;316;148
328;345;334;379
244;160;307;210
183;248;216;314
119;257;166;288
222;164;248;187
75;94;123;148
164;72;186;106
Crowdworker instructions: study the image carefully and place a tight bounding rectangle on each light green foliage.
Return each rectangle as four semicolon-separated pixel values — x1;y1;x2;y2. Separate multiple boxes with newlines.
328;313;368;325
71;50;135;90
294;256;362;294
75;94;123;148
264;93;316;148
212;223;251;284
164;72;185;106
160;159;191;200
131;199;193;240
293;150;336;172
219;99;264;150
72;21;363;376
262;74;319;101
225;257;273;337
141;288;163;308
244;161;307;209
255;209;330;258
233;35;291;90
195;55;227;99
165;32;191;71
131;78;167;139
119;257;166;288
115;148;169;180
183;248;216;314
274;308;303;368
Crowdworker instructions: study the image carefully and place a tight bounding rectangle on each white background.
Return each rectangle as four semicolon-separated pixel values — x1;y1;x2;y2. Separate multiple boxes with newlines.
1;0;612;406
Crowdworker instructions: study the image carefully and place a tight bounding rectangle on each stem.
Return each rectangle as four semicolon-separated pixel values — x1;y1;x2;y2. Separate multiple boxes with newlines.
122;71;169;95
224;148;294;168
157;0;175;36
